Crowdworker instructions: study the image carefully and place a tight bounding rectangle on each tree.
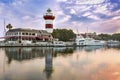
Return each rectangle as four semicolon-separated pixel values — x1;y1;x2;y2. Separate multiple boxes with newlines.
6;24;13;30
111;33;120;41
97;34;111;40
52;29;75;41
97;33;120;41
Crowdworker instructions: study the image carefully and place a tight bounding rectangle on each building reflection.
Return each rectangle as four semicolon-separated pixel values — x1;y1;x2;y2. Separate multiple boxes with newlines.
4;47;74;79
5;47;45;64
5;47;74;63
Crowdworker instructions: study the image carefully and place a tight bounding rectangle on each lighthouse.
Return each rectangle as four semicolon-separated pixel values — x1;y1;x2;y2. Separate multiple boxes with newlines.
43;8;55;33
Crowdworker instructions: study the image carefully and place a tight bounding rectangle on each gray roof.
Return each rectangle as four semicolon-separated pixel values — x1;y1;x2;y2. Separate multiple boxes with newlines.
6;28;50;35
7;28;38;32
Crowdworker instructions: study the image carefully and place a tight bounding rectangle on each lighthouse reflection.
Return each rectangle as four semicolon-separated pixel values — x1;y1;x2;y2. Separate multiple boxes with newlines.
44;48;53;80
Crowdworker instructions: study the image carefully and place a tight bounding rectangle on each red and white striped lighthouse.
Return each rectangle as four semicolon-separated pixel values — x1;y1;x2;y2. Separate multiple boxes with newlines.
43;8;55;33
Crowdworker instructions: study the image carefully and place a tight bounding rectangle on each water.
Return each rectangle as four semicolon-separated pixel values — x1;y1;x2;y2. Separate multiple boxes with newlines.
0;46;120;80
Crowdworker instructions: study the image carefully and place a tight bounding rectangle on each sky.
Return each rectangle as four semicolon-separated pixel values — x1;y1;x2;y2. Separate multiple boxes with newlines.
0;0;120;37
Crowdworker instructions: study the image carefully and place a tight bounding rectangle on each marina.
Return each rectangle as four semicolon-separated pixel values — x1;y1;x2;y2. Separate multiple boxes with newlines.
0;0;120;80
0;9;119;47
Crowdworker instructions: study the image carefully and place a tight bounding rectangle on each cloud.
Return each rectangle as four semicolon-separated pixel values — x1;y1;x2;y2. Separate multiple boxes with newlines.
0;4;4;14
56;0;67;2
59;0;119;20
55;15;71;24
22;15;32;20
88;19;120;33
70;9;76;14
61;18;120;34
12;1;25;6
87;15;101;20
56;0;120;33
82;12;92;17
112;16;120;20
54;5;72;24
75;0;105;4
59;0;116;21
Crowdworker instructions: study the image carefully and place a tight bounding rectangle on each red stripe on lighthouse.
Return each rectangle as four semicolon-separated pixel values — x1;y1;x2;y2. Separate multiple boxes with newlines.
43;16;55;20
45;24;53;28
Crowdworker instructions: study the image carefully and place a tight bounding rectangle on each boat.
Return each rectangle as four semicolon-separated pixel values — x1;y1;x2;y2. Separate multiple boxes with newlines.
53;39;66;47
53;41;66;47
75;34;106;46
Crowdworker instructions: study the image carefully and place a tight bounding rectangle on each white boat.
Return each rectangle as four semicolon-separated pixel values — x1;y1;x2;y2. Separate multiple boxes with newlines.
53;39;66;46
75;34;106;46
53;41;66;46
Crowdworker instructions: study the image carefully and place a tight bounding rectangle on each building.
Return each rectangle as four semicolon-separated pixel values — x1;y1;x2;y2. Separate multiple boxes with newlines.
5;28;53;44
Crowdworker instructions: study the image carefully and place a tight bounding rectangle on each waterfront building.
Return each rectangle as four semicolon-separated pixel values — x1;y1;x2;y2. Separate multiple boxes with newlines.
5;28;53;44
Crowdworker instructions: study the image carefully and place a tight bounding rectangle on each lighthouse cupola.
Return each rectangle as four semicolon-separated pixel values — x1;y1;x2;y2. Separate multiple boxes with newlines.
43;8;55;33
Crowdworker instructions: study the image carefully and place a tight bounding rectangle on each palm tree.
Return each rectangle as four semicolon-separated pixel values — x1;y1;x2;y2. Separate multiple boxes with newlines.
6;24;13;30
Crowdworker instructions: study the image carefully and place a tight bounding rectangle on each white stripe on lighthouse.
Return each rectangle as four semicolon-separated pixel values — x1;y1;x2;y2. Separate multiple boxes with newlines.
45;20;53;24
46;28;53;33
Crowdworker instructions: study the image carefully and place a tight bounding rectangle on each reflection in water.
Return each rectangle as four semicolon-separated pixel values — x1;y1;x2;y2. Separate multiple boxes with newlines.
5;47;74;63
44;48;53;79
3;47;74;80
1;46;120;80
75;46;105;52
5;48;45;64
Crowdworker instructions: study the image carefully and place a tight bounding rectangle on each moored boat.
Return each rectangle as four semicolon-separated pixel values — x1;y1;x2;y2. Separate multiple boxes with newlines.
75;34;106;46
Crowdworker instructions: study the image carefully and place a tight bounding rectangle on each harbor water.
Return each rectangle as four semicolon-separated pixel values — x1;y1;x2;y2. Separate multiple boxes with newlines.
0;46;120;80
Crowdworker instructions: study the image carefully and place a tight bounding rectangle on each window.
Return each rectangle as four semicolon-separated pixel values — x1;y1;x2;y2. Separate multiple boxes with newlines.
19;32;21;35
79;40;84;42
26;33;28;35
22;33;25;35
15;33;18;35
32;33;35;35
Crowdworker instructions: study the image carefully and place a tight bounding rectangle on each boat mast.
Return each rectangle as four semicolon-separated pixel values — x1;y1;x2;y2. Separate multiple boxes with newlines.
86;26;89;38
3;19;6;37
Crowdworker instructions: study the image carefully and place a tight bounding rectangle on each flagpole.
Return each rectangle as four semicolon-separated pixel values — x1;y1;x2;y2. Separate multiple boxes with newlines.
4;19;6;37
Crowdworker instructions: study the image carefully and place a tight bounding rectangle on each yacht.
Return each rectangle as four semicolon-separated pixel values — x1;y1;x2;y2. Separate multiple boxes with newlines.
53;39;66;47
53;41;66;46
75;34;106;46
